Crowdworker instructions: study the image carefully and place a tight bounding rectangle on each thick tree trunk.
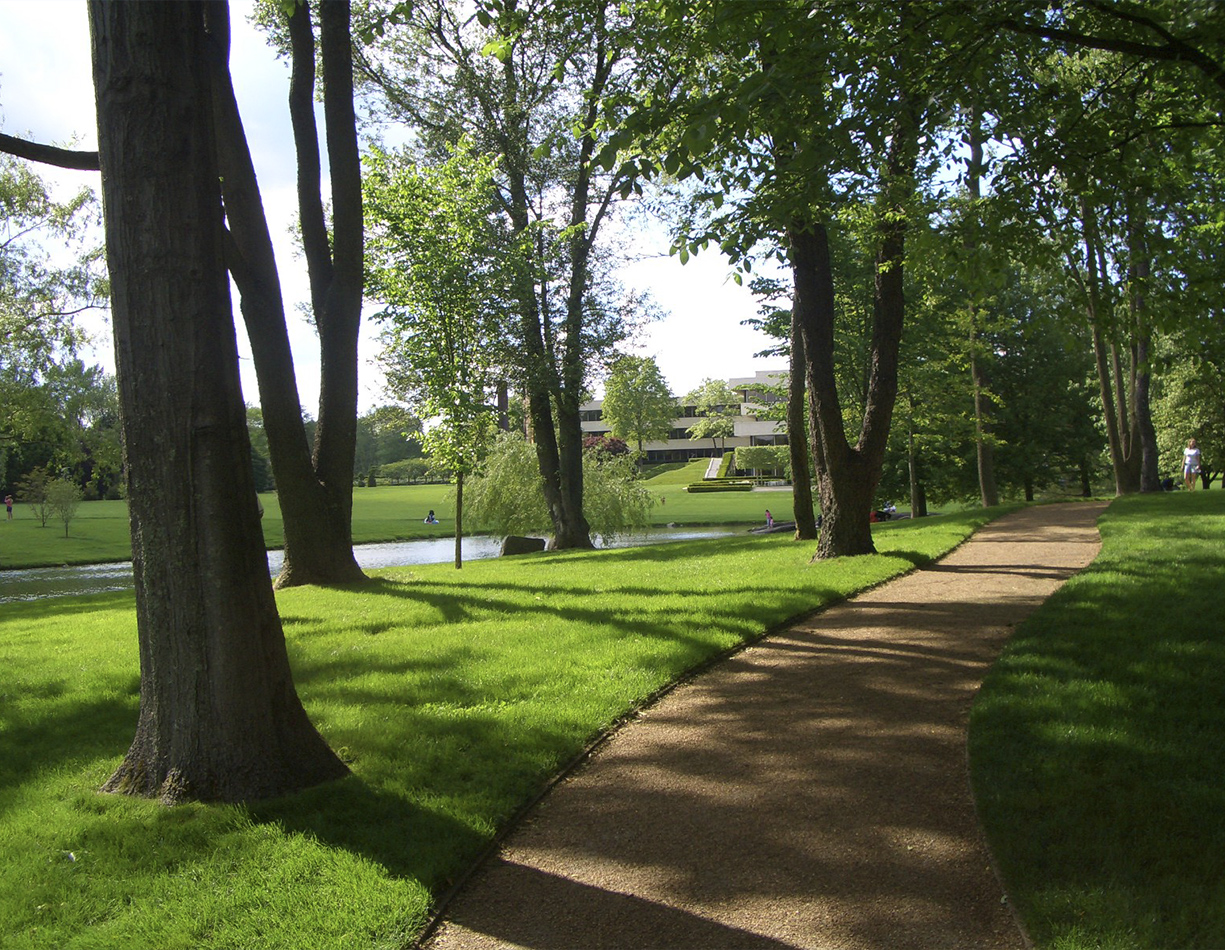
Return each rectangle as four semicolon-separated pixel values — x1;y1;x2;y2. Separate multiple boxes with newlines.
790;93;914;559
790;224;878;560
205;1;363;590
787;312;818;540
90;0;346;803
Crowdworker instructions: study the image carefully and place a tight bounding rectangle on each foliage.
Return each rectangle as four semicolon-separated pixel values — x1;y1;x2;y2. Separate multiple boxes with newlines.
15;465;53;527
582;434;629;457
464;431;654;541
365;139;515;486
735;445;789;475
374;457;435;484
683;378;740;452
45;475;84;538
599;355;675;453
1;154;109;493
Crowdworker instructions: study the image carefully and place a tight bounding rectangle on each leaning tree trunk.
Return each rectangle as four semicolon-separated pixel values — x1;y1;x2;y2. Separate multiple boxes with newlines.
787;310;818;540
205;0;364;590
90;0;347;803
279;0;368;586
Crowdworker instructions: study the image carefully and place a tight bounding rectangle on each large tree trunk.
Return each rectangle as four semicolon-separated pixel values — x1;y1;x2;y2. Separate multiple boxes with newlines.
790;95;915;559
90;0;347;803
204;0;364;590
787;308;818;540
790;223;883;560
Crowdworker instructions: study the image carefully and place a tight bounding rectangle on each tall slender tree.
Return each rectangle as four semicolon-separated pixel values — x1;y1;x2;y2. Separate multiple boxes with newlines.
355;0;645;550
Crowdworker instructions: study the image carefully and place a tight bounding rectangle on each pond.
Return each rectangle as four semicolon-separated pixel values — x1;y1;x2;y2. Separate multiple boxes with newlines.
0;525;742;604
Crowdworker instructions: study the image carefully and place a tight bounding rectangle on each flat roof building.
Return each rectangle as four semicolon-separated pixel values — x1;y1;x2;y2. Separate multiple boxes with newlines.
581;370;789;464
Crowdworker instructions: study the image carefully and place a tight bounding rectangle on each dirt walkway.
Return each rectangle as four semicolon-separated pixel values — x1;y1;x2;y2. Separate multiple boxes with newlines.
424;502;1109;950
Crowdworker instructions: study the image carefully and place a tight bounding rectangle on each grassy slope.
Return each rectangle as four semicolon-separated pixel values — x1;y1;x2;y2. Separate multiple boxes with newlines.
970;491;1225;949
0;509;994;949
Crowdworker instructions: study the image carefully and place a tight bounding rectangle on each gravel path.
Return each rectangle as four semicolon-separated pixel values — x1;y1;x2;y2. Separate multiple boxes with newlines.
424;502;1109;950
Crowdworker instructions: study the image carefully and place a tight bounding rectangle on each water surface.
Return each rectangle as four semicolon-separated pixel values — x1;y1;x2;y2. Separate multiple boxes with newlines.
0;525;741;604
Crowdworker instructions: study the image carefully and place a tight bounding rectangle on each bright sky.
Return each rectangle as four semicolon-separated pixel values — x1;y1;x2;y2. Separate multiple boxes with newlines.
0;0;782;413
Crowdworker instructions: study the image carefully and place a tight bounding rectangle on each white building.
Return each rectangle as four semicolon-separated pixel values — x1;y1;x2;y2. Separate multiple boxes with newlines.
581;370;790;464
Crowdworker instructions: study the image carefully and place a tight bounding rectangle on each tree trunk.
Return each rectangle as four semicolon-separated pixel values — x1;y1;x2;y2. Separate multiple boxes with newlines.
279;0;368;586
790;92;915;559
907;422;927;517
205;0;364;590
90;0;346;803
1128;199;1161;492
787;311;818;540
965;108;998;508
790;223;879;560
1081;198;1140;495
454;469;464;569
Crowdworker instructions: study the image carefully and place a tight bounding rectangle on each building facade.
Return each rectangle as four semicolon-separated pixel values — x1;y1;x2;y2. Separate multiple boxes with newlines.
581;370;789;464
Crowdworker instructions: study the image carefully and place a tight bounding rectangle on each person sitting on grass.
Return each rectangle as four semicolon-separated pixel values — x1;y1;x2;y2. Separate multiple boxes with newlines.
424;509;439;524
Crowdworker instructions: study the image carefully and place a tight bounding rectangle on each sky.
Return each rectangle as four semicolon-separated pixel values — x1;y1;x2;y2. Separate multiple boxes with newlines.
0;0;784;414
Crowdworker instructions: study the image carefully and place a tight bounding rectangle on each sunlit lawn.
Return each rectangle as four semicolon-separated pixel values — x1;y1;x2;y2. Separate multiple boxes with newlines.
0;508;996;949
970;490;1225;949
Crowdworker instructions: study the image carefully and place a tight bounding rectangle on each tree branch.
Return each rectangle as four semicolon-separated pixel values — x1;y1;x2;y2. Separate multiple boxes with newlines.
0;132;99;171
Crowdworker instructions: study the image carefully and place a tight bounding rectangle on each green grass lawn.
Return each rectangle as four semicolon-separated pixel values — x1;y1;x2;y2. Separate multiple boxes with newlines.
0;509;997;949
970;490;1225;949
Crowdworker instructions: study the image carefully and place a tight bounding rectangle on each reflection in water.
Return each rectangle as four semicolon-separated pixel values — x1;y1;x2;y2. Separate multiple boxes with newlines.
0;526;739;604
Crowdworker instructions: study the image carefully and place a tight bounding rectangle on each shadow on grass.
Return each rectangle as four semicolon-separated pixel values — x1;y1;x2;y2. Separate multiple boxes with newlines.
970;493;1225;948
251;775;488;890
0;681;138;800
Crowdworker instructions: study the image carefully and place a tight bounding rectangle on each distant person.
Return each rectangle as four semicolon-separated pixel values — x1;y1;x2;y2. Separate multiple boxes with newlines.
425;509;439;524
765;508;773;528
5;494;12;520
1184;438;1202;491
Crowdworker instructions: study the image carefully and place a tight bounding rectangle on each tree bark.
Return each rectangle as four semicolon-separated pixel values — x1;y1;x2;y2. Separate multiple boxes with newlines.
274;0;369;586
1128;199;1161;492
204;0;364;589
454;470;464;569
790;89;915;559
790;223;877;559
787;308;818;540
1080;198;1141;495
89;0;347;803
965;107;999;508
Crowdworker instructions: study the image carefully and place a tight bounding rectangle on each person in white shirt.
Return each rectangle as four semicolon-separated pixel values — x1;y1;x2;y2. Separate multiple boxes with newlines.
1183;438;1202;491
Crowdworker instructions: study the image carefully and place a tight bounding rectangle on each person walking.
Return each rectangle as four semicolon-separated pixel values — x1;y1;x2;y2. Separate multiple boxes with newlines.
1183;438;1202;491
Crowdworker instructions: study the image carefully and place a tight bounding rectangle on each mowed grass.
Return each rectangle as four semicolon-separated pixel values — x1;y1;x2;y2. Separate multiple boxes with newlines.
0;508;996;949
970;490;1225;949
0;462;788;570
